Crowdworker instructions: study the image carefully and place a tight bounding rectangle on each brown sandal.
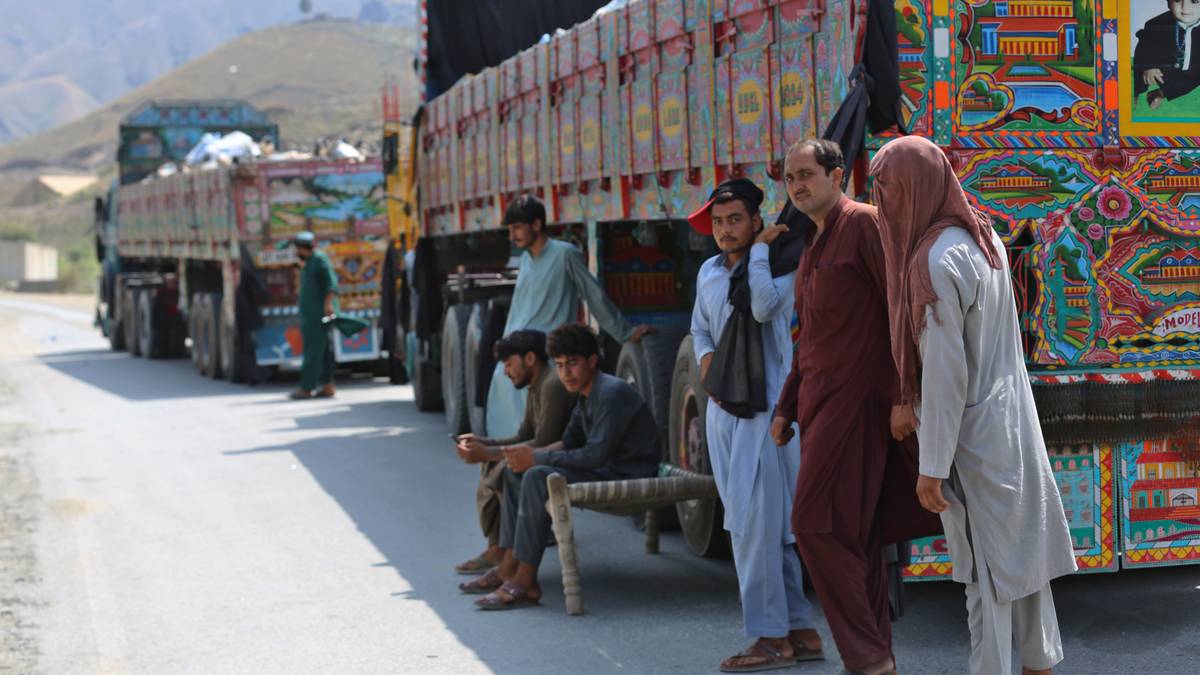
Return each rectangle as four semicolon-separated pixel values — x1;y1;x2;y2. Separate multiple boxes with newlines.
458;568;503;594
475;581;540;610
454;556;496;575
719;640;796;673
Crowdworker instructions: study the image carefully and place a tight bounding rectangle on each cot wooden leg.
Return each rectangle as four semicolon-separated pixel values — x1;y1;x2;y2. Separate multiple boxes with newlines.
644;508;660;554
546;472;584;615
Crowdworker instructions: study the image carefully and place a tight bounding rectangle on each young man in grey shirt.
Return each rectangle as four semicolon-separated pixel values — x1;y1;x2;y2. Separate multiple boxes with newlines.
453;330;574;579
471;323;660;610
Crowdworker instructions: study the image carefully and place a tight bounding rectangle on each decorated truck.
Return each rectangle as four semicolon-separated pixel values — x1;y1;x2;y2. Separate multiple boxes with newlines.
96;100;396;381
392;0;1200;575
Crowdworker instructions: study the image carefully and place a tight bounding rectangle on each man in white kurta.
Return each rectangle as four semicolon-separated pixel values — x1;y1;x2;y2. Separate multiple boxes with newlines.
485;195;647;437
916;227;1077;675
870;136;1076;675
688;179;820;671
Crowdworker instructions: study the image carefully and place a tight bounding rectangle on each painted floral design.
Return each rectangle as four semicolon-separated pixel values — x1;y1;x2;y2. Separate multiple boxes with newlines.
1078;206;1095;222
1087;224;1104;240
1097;186;1132;221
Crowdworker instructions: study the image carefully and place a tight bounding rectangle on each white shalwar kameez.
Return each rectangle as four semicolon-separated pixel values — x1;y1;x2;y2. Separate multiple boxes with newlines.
691;242;815;638
917;228;1077;674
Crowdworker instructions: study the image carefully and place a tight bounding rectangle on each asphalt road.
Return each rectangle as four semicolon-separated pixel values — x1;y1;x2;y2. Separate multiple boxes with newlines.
1;293;1198;674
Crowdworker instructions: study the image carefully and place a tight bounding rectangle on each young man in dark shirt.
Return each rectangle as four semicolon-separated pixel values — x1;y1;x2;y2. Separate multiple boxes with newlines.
472;323;660;610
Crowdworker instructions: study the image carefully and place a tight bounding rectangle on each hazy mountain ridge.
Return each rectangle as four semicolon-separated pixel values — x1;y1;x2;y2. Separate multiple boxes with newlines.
0;0;414;145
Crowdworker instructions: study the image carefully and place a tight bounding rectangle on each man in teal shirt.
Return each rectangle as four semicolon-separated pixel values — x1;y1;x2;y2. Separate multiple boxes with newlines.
290;231;339;399
485;195;652;436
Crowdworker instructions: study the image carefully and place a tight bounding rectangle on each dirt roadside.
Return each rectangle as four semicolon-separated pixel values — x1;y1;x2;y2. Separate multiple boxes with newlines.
0;371;43;673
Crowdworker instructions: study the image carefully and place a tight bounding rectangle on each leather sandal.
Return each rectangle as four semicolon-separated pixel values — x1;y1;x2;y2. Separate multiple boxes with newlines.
719;640;797;673
475;581;540;610
458;568;503;595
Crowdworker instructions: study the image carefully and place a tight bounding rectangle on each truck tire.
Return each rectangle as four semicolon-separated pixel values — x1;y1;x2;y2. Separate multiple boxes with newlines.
219;304;247;383
124;287;141;357
616;326;687;451
441;304;472;434
108;304;126;352
136;288;167;358
669;336;729;558
202;293;224;380
616;326;687;530
464;301;490;436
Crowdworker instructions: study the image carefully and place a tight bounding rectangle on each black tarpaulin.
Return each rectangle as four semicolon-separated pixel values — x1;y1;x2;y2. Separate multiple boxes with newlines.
425;0;611;101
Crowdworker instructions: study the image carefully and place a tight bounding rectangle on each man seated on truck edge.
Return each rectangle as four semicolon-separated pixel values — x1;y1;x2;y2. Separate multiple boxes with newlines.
452;329;574;581
469;323;660;610
289;231;339;400
485;194;653;439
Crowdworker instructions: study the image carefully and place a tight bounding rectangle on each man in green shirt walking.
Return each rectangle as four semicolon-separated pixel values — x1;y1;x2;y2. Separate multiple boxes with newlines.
290;231;339;400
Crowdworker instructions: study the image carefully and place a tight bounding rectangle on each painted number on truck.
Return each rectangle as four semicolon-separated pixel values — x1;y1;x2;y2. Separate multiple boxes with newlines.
660;95;684;139
736;79;764;126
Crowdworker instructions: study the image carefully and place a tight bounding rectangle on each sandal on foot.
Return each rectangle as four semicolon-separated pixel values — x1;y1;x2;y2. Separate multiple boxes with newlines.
475;581;540;610
788;636;824;663
288;390;314;400
719;641;797;673
458;568;503;594
455;556;496;575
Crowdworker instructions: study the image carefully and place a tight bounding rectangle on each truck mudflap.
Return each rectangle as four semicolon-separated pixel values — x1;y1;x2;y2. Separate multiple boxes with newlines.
253;307;382;367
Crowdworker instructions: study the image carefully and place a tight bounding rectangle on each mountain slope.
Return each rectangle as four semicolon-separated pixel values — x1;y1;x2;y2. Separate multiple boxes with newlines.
0;18;418;173
0;0;381;144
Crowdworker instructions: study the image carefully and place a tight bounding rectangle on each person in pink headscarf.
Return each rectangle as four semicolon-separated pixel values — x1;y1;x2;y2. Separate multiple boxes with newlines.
869;136;1076;675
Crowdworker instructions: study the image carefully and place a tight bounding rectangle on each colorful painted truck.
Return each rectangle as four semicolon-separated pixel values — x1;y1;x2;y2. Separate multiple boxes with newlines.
96;100;398;382
394;0;1200;573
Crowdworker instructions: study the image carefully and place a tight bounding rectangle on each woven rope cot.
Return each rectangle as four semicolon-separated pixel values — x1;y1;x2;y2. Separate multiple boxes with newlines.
544;465;718;615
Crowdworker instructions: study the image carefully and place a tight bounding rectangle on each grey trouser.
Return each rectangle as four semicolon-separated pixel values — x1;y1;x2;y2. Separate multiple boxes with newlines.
477;460;506;545
498;465;610;567
952;472;1064;674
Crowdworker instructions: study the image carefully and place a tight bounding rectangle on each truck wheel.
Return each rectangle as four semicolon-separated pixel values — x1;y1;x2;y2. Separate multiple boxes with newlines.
616;326;687;530
441;304;471;434
202;293;224;379
137;288;166;358
464;302;490;436
219;305;247;383
124;287;141;357
108;302;126;352
669;335;729;558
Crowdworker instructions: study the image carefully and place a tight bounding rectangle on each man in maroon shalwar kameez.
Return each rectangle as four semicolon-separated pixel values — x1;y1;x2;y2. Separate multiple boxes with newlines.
771;140;928;675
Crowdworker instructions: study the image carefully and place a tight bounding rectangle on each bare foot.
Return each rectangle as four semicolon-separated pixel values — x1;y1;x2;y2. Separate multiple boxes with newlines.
862;658;896;675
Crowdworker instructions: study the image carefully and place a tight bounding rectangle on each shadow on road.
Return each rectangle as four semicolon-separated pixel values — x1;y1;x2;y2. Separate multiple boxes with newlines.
37;349;394;402
222;412;755;673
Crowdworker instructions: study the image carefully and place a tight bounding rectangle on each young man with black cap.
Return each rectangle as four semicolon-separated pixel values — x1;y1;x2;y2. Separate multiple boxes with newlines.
451;329;574;582
290;231;339;400
484;194;653;439
688;179;823;672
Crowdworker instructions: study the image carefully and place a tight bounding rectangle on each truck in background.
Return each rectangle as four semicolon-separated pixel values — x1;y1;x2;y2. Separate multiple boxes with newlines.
390;0;1200;582
95;100;395;382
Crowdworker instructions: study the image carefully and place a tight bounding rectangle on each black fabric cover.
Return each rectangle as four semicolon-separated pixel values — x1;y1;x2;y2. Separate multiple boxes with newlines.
774;0;903;232
700;261;767;420
412;237;444;341
425;0;610;100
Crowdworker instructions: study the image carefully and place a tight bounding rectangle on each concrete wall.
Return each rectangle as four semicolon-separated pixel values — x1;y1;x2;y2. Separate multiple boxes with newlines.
0;241;59;282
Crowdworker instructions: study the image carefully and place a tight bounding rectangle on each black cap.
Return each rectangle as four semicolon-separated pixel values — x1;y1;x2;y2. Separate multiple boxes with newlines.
687;178;765;235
